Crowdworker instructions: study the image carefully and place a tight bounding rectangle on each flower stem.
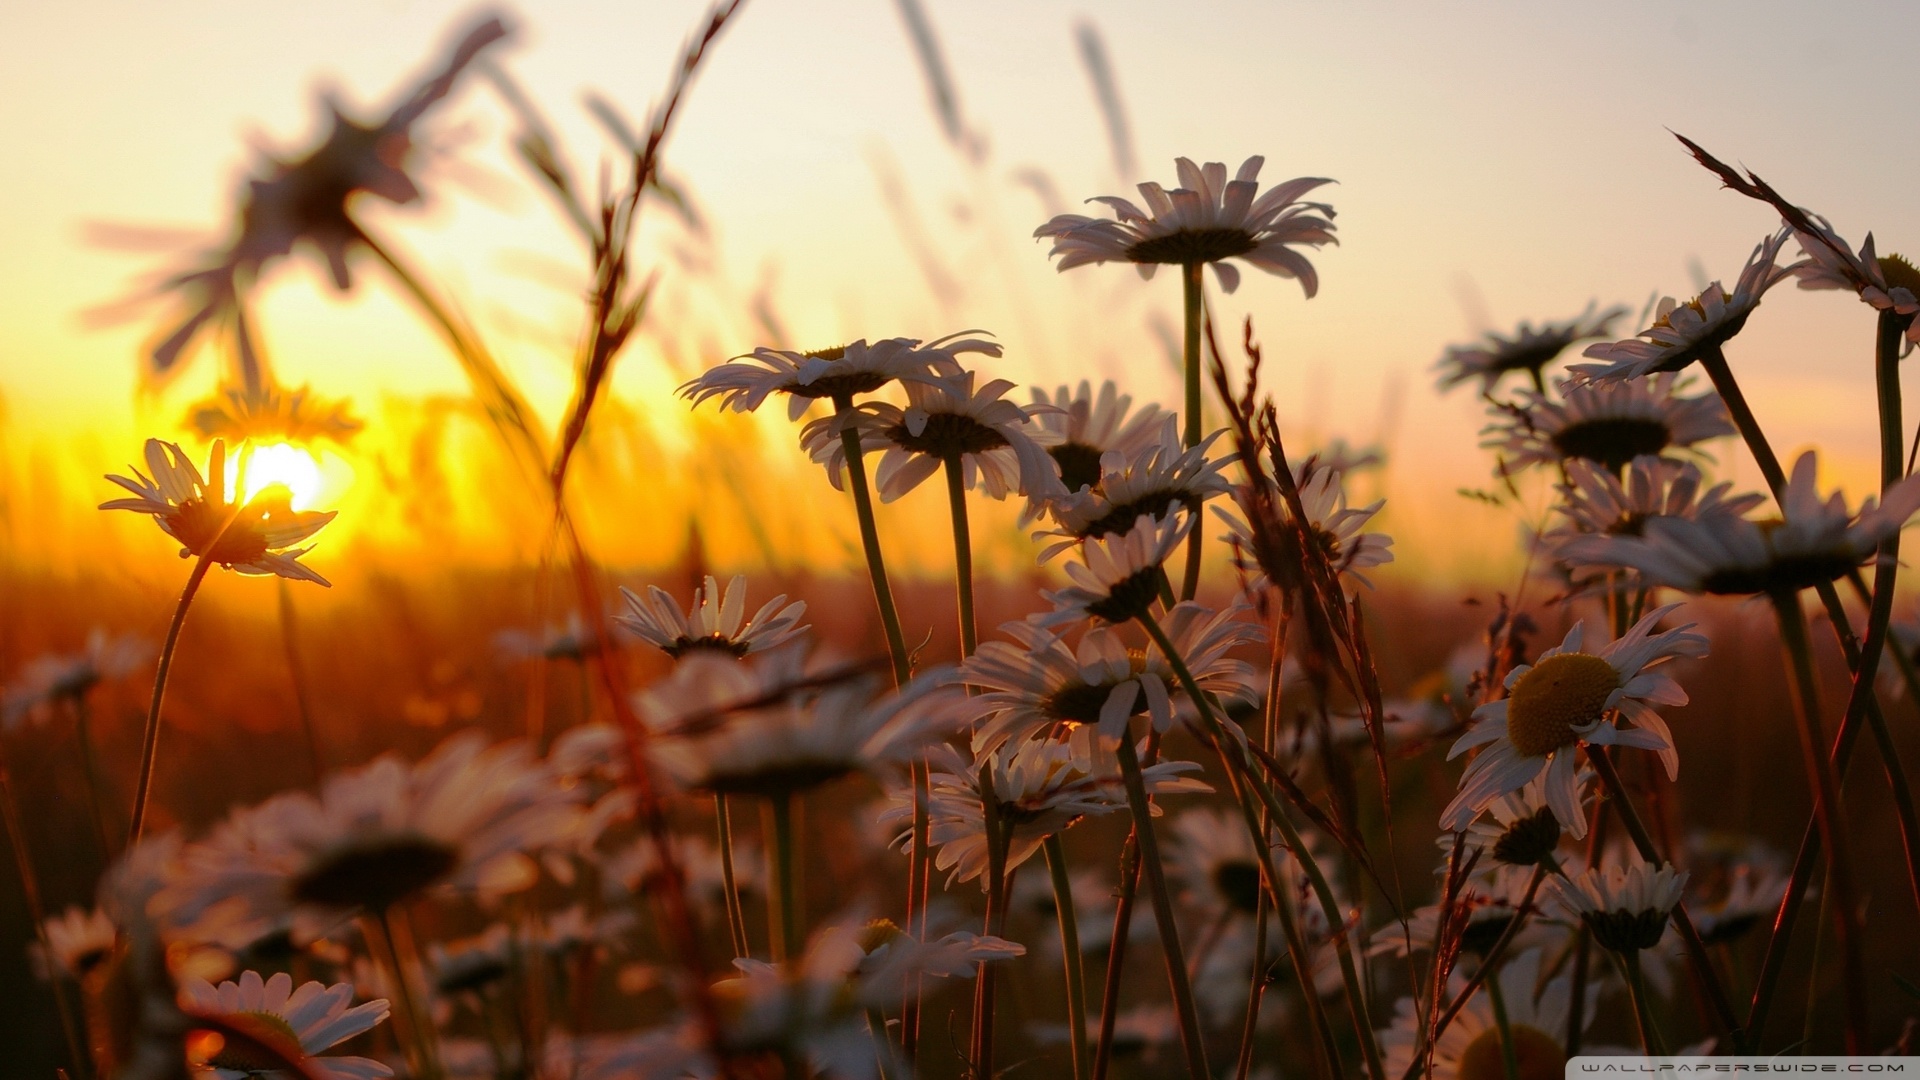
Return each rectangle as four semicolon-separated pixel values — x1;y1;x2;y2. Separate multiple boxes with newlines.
1399;865;1548;1080
943;453;978;657
277;577;326;786
128;551;216;848
1483;965;1523;1080
1699;345;1788;496
0;738;89;1079
1113;734;1211;1080
715;794;750;958
1180;261;1206;600
70;695;113;863
972;787;1012;1078
367;906;445;1080
1044;834;1091;1080
1623;949;1668;1055
1092;731;1157;1080
1767;592;1868;1051
833;396;912;686
765;791;800;963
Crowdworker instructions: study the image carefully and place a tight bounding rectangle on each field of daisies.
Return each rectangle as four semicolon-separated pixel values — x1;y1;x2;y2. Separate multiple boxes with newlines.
7;4;1920;1079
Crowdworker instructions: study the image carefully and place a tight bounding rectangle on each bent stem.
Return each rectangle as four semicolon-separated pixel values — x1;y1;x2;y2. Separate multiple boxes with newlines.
1113;733;1211;1079
1044;834;1091;1080
128;550;218;848
765;792;800;964
1768;592;1868;1051
714;794;750;958
943;453;978;657
0;739;89;1079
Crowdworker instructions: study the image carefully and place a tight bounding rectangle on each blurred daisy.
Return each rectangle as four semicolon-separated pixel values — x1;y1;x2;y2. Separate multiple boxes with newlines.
606;831;764;911
851;917;1025;1007
1039;512;1192;627
1035;156;1337;295
1375;865;1561;962
1441;605;1704;835
1563;451;1920;596
1690;860;1790;947
1483;374;1734;476
1575;229;1796;382
639;652;956;797
1379;948;1584;1080
1549;456;1764;550
158;732;583;947
1216;463;1395;588
887;727;1208;886
492;611;597;663
37;906;118;981
188;382;363;447
1028;380;1169;496
1434;303;1628;393
958;601;1261;751
1787;215;1920;344
616;574;808;659
799;370;1067;502
1550;859;1687;955
2;629;152;729
102;438;336;585
1038;417;1232;560
1167;806;1288;925
680;333;997;422
179;969;391;1080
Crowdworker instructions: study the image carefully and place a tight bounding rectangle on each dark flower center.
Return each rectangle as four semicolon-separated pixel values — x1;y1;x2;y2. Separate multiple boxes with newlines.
705;761;855;797
1126;227;1259;266
1582;908;1671;954
1086;568;1165;624
289;835;460;912
1045;680;1145;726
1080;492;1192;540
1050;442;1107;493
1213;860;1263;915
663;635;752;660
885;414;1010;459
788;371;890;402
1549;418;1673;472
166;496;276;566
1459;910;1516;956
1491;338;1574;376
1492;807;1564;866
1700;547;1861;597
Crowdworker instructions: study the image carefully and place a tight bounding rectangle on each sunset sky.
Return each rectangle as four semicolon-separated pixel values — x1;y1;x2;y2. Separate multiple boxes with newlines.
3;0;1916;584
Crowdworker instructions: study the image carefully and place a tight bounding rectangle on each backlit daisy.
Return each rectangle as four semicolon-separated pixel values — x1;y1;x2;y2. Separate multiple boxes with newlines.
1483;374;1734;475
1037;416;1232;560
1454;769;1593;869
38;906;118;980
1787;215;1920;344
1036;156;1337;295
1550;456;1764;548
1379;948;1585;1080
680;332;998;422
1550;858;1687;955
1562;451;1920;596
616;574;808;659
1441;605;1704;835
102;439;337;585
188;382;363;447
179;970;391;1080
158;732;584;947
1027;380;1169;497
1574;230;1796;382
1038;512;1192;627
1435;302;1628;393
1216;463;1395;588
2;629;152;729
799;370;1067;503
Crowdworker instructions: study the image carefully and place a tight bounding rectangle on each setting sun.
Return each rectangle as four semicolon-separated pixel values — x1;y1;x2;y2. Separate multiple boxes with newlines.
228;442;326;510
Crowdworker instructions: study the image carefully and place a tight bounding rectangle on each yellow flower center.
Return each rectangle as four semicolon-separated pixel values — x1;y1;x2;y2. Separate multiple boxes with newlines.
1457;1023;1566;1080
201;1010;306;1073
1505;653;1617;758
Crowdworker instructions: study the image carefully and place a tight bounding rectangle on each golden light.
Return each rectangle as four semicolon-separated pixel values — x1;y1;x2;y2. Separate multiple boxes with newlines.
227;442;326;511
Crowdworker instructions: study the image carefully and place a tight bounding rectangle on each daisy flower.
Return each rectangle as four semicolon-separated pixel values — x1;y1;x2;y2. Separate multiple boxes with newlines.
1037;416;1233;560
1441;605;1705;836
885;728;1208;886
851;917;1025;1007
638;651;956;797
1690;858;1790;947
1035;156;1337;295
1550;858;1687;954
2;629;152;729
1563;451;1920;596
188;382;363;447
38;906;118;980
157;732;583;947
102;439;337;585
1574;229;1796;382
1165;806;1308;925
1434;302;1628;393
679;332;998;422
492;611;597;663
1374;865;1562;962
957;601;1261;752
1483;374;1734;476
616;574;808;659
1379;948;1585;1080
1038;512;1192;627
1453;769;1593;869
799;370;1067;503
1550;456;1764;547
1786;215;1920;344
1027;380;1169;496
1216;463;1395;588
179;970;391;1080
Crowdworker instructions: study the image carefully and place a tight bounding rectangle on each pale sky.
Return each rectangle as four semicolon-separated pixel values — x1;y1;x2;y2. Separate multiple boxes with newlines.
2;0;1915;583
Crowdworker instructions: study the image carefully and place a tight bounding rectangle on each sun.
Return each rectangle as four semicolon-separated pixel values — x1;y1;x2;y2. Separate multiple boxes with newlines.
227;442;326;511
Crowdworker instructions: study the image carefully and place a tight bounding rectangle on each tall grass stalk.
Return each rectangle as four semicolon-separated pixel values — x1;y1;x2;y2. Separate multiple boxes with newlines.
715;795;751;958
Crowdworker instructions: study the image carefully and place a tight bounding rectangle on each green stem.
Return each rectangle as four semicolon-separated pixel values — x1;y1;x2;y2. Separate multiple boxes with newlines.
1179;261;1206;601
1139;610;1385;1080
1699;346;1788;496
0;739;89;1079
128;550;216;848
715;794;750;959
1768;593;1867;1051
1484;966;1523;1080
1044;835;1091;1080
1623;949;1668;1055
833;395;912;686
765;792;800;963
943;453;977;657
1113;734;1211;1079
